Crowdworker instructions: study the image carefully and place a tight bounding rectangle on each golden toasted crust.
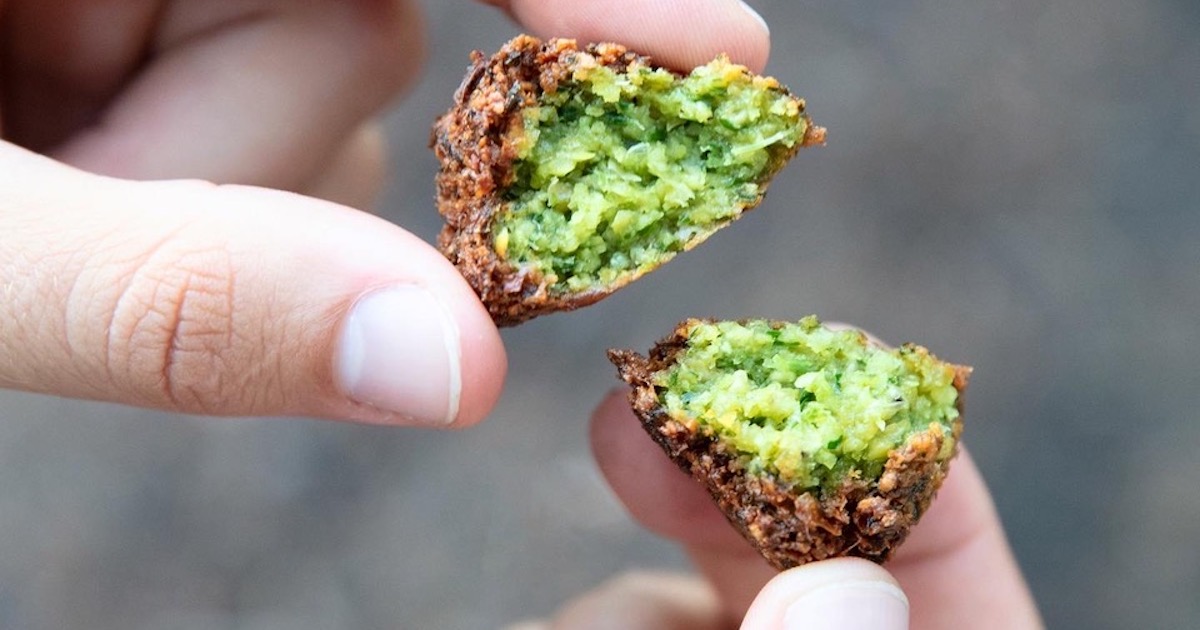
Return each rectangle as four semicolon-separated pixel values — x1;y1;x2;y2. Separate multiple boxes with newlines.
607;321;970;570
431;36;825;326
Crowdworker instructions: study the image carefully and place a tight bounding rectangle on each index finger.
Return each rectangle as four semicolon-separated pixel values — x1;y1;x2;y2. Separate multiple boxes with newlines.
481;0;771;73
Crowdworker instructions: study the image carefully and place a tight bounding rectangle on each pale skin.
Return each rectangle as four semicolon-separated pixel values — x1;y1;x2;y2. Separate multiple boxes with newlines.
0;1;1041;627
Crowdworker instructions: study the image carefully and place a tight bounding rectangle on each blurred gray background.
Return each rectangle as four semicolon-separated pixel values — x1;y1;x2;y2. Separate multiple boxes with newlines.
3;0;1199;628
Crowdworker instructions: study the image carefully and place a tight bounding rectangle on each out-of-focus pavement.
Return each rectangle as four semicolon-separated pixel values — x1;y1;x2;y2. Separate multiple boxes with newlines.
2;1;1198;628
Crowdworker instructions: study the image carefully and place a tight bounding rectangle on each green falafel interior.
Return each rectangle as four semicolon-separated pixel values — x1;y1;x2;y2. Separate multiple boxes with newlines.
494;58;812;294
656;317;961;492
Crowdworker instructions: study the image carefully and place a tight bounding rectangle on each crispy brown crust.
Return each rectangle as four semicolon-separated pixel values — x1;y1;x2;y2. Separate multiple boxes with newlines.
432;36;825;326
608;321;971;570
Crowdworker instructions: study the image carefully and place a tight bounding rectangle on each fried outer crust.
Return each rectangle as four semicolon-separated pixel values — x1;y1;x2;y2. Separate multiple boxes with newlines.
432;36;825;326
607;321;971;570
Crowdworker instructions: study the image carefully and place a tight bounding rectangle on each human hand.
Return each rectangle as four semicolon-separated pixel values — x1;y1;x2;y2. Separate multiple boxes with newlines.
519;351;1043;628
0;0;767;425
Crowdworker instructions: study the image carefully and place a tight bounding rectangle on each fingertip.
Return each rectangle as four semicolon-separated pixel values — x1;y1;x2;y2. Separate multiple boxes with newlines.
322;223;507;430
742;558;908;630
504;0;771;72
444;289;508;429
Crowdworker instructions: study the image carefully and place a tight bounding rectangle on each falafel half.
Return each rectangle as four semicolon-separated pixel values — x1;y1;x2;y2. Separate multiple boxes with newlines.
608;317;970;569
433;36;825;326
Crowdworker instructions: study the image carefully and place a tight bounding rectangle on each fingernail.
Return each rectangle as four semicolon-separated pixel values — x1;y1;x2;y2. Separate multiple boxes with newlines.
738;0;770;36
335;286;462;425
783;580;909;630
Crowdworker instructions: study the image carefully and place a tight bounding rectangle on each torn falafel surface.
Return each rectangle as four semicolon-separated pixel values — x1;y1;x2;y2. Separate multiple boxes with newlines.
608;317;970;570
432;36;824;326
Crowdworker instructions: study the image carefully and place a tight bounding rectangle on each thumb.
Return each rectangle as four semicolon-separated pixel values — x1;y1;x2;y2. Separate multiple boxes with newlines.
740;558;909;630
0;143;506;426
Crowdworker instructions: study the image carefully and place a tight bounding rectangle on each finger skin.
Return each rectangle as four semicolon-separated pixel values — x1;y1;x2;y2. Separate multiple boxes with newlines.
48;0;424;189
0;143;506;426
590;389;774;615
589;389;756;547
301;121;389;210
887;452;1044;629
483;0;771;73
591;388;1043;628
544;572;726;630
687;545;777;619
0;0;160;151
